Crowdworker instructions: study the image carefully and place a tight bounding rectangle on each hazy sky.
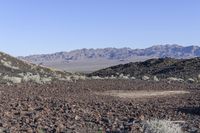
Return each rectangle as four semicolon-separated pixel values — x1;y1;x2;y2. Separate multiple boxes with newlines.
0;0;200;56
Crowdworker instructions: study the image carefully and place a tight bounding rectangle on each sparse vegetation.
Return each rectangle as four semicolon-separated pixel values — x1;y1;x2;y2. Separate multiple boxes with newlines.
142;75;150;80
187;78;195;83
167;77;184;82
153;76;159;82
145;119;183;133
0;59;19;70
3;75;22;84
91;76;104;80
0;51;200;132
0;80;199;132
90;58;200;81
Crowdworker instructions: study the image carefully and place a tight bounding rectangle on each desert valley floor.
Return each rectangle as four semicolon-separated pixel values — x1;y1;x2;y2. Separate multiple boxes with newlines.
0;80;200;133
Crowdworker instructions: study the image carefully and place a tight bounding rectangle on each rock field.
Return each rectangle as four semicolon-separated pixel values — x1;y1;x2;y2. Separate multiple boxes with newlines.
0;80;200;133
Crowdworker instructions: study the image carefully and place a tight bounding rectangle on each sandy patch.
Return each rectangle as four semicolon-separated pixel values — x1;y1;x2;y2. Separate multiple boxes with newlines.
97;90;189;98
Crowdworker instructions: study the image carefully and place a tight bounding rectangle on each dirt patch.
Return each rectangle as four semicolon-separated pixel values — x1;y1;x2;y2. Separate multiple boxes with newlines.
97;90;189;98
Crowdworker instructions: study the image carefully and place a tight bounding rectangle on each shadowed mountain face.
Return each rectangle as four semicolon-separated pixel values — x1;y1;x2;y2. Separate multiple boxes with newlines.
19;45;200;73
89;57;200;80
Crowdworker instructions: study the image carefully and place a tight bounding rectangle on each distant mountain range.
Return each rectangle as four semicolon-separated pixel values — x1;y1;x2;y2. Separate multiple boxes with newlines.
19;44;200;73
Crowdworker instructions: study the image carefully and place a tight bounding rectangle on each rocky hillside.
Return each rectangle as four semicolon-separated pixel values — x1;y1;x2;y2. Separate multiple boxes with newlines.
0;52;71;84
89;57;200;80
19;44;200;72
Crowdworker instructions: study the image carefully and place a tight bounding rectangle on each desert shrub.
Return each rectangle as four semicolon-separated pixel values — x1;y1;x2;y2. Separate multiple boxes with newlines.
142;75;150;80
0;60;19;70
56;74;62;78
79;75;87;80
187;78;195;83
145;119;183;133
40;77;52;83
21;72;52;84
71;75;80;81
167;77;184;82
119;73;130;79
70;75;87;81
109;75;117;79
153;76;159;82
198;74;200;81
122;75;129;79
3;75;22;84
119;73;124;78
91;75;118;80
130;76;136;80
64;76;72;81
91;76;104;80
40;69;45;73
23;73;42;84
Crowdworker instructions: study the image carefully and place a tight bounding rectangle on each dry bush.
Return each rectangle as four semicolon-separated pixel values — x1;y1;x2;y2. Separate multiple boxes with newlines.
153;76;159;82
119;73;129;79
3;75;22;84
0;60;19;70
130;76;136;80
19;72;52;84
187;78;195;83
91;76;104;80
167;77;184;82
142;75;150;80
145;119;183;133
70;75;87;81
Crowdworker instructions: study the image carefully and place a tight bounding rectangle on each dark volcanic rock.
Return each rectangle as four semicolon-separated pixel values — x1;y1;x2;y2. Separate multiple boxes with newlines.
0;80;200;132
89;57;200;79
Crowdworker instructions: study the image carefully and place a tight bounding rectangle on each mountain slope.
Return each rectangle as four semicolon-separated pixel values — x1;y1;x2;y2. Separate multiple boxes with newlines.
19;44;200;72
89;57;200;80
0;52;70;84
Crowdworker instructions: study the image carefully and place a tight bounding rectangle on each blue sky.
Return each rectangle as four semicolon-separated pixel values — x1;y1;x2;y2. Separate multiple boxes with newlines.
0;0;200;56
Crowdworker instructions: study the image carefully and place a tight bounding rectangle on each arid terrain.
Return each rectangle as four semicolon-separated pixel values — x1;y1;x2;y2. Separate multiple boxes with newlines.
0;51;200;133
2;0;200;132
0;80;200;133
90;57;200;80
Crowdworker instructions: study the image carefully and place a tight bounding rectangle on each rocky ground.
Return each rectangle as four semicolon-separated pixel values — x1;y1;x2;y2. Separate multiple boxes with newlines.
0;80;200;133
